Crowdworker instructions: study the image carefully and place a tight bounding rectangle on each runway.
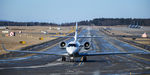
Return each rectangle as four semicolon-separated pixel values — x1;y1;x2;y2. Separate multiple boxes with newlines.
0;27;150;75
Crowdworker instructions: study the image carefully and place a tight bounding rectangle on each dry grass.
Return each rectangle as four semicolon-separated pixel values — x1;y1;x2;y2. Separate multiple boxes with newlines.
0;26;74;55
123;37;150;46
135;41;150;45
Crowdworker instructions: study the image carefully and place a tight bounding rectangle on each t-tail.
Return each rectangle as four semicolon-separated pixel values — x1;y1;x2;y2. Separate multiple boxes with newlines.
74;22;78;42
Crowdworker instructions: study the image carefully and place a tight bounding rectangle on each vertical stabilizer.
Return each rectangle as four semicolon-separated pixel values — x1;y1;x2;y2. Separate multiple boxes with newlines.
74;22;78;42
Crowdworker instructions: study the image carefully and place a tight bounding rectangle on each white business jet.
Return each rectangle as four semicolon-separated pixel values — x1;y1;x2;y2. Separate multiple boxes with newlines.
2;22;149;62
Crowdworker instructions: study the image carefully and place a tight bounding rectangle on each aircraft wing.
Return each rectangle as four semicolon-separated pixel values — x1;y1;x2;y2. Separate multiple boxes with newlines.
79;52;149;56
2;44;68;56
3;44;149;57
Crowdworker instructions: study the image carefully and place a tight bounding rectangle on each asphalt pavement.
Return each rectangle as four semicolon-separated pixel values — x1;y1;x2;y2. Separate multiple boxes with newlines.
0;27;150;75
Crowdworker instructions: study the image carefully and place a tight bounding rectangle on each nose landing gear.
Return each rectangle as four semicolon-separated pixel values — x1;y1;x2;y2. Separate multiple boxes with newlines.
61;56;75;62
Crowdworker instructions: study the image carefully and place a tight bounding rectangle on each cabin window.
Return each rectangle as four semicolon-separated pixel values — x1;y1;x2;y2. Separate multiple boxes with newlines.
67;44;77;47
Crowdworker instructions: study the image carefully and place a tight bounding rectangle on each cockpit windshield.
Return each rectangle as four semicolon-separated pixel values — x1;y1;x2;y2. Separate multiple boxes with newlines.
67;44;77;47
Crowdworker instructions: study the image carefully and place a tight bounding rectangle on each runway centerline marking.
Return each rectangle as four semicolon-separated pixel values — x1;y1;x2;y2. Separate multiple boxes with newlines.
0;62;63;70
79;56;84;66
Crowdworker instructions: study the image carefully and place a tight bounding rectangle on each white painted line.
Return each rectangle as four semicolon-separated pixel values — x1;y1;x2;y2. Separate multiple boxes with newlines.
0;57;30;62
0;62;63;70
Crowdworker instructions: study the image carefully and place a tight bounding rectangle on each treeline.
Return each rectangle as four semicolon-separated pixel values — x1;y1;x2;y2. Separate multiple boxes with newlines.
77;18;150;26
0;18;150;26
0;21;57;26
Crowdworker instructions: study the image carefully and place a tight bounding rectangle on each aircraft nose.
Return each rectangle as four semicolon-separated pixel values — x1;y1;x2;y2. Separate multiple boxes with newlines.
69;49;75;54
69;51;74;54
66;47;77;55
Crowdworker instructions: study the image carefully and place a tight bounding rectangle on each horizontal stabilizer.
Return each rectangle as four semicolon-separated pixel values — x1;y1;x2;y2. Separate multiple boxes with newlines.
78;36;103;38
49;36;74;38
49;36;103;38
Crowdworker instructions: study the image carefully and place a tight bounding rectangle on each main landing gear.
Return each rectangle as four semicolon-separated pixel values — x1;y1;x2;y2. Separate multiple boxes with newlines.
83;56;87;62
61;56;87;62
62;56;66;61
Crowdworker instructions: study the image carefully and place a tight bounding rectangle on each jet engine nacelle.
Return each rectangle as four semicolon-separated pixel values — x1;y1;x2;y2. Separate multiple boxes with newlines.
84;42;91;50
59;41;66;49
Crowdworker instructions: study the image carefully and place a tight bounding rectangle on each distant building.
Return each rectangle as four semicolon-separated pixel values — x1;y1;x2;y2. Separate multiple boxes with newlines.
2;30;9;34
0;26;8;30
128;22;141;29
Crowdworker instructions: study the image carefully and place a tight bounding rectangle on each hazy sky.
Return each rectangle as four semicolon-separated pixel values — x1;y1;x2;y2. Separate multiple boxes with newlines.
0;0;150;23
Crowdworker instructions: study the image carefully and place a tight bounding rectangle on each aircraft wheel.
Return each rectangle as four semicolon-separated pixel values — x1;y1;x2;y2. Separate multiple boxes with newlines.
69;59;74;62
83;56;87;62
62;56;66;61
69;57;74;62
